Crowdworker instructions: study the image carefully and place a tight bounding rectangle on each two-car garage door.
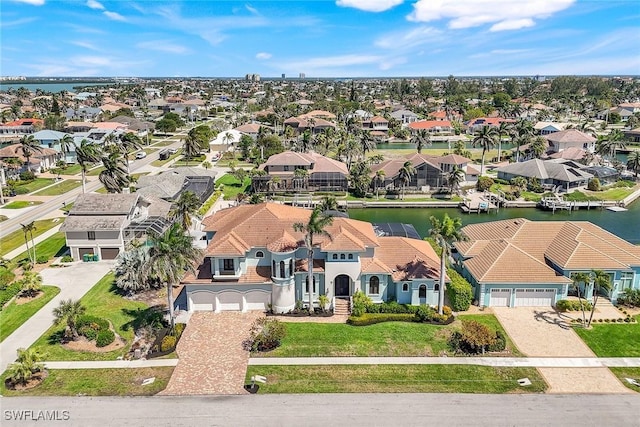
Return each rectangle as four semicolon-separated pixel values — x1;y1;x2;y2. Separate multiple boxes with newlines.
489;288;556;307
190;290;270;312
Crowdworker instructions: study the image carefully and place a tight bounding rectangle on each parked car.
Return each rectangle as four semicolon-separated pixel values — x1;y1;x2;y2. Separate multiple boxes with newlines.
212;153;220;161
168;148;178;155
135;151;147;159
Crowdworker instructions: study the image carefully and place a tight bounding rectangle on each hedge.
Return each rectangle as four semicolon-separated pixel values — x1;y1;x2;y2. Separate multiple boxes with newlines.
556;299;593;312
347;313;415;326
96;329;115;347
446;269;473;312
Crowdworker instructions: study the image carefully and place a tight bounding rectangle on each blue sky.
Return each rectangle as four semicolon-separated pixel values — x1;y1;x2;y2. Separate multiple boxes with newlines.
2;0;639;77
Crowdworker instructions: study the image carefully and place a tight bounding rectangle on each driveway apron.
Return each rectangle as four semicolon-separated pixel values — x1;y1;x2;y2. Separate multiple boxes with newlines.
160;311;262;395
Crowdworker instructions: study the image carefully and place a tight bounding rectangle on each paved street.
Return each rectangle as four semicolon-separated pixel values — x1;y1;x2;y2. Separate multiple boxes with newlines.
2;394;639;427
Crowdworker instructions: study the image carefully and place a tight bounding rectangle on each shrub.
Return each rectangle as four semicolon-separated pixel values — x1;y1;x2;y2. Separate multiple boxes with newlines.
19;171;36;181
449;320;497;354
96;329;115;347
36;255;49;264
347;313;415;326
476;176;494;192
318;294;329;312
172;323;185;337
446;269;473;312
352;290;372;317
443;306;452;316
587;177;601;191
77;315;109;331
487;331;507;352
250;318;286;352
160;335;177;352
60;255;73;263
617;289;640;307
0;267;16;287
555;299;593;312
0;282;22;310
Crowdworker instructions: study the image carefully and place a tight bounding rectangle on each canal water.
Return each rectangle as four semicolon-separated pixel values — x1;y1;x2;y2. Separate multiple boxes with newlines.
348;199;640;244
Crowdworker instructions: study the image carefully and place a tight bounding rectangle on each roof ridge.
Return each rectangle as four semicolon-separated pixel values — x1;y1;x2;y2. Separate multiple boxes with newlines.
570;222;640;262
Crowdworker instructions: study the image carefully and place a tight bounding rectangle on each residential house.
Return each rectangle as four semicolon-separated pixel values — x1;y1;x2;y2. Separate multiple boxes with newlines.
135;167;217;202
454;219;640;307
254;151;349;192
623;127;640;143
61;193;172;260
362;116;390;141
234;123;267;139
0;143;61;174
389;109;419;125
545;129;596;154
181;203;444;313
408;120;454;134
497;158;593;191
465;117;514;133
534;121;569;135
370;153;444;191
0;118;44;138
31;130;75;163
283;115;336;135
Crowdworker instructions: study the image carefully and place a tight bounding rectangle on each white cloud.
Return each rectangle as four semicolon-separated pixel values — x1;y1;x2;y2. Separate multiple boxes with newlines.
70;41;100;51
375;26;443;49
103;11;127;22
283;54;383;71
2;17;37;28
336;0;404;13
12;0;45;5
245;4;259;15
408;0;575;31
86;0;104;10
136;41;191;55
256;52;272;60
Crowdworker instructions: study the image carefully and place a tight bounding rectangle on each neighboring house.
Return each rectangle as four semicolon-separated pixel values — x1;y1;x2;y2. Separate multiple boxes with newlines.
135;167;217;202
362;116;390;141
0;118;44;137
465;117;514;133
254;151;349;192
389;109;419;125
181;203;444;313
623;127;640;143
534;121;569;135
582;166;620;185
545;129;596;154
32;129;72;158
0;143;61;173
61;193;172;261
283;116;336;135
497;159;593;191
455;218;640;307
408;120;453;134
65;107;102;121
234;123;267;139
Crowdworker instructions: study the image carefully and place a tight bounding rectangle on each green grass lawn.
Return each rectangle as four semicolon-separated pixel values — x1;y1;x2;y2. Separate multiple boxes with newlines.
458;314;522;356
12;232;67;263
0;285;60;342
564;191;601;202
33;180;81;196
0;218;64;257
216;174;251;201
86;166;105;176
2;200;43;209
151;150;182;167
51;164;83;176
574;316;640;357
245;365;547;394
609;368;640;393
13;178;56;193
0;367;174;396
257;315;517;358
589;187;636;201
29;273;149;361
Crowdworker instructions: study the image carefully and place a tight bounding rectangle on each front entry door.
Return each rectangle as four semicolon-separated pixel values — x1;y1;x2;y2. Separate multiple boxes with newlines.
335;275;350;297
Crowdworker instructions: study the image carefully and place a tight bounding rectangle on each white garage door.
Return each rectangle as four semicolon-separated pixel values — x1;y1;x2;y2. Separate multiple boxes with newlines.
217;292;243;311
245;291;270;311
514;289;556;307
190;291;215;311
490;289;511;307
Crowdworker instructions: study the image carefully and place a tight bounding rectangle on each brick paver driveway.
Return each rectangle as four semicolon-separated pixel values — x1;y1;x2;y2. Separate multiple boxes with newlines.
493;307;630;393
160;311;262;395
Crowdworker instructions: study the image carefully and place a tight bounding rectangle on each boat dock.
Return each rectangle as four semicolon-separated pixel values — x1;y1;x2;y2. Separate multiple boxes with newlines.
538;195;621;213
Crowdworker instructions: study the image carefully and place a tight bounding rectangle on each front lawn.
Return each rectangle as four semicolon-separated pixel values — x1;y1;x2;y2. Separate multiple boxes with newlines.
86;166;105;176
2;200;43;209
12;178;56;194
0;285;60;342
50;163;83;176
574;316;640;357
609;368;640;393
33;180;82;196
216;173;251;201
245;365;547;394
29;273;148;361
12;232;67;263
0;367;173;396
0;218;64;257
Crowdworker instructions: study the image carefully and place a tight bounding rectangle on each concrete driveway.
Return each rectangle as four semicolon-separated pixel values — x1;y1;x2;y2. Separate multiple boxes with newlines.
493;307;631;393
1;261;114;371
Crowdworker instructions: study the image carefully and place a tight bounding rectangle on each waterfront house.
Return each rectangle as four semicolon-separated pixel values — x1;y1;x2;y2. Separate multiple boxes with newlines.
497;159;593;192
455;218;640;307
545;129;596;154
181;203;444;313
408;120;454;134
0;143;61;174
465;117;514;133
389;109;419;125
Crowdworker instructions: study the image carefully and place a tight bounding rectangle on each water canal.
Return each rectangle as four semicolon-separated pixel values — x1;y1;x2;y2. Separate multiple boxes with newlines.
348;199;640;244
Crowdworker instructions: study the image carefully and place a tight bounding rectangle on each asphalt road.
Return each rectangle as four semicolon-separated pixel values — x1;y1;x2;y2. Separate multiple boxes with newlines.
1;393;639;427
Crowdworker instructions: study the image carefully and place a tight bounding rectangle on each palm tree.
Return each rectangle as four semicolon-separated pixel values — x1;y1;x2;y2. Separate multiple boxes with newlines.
20;221;36;267
18;135;43;172
99;151;129;193
182;133;201;165
5;348;46;387
19;270;42;298
570;272;591;327
446;165;465;195
57;134;74;164
169;190;200;231
143;223;203;329
374;169;386;199
596;129;627;161
496;121;512;162
472;125;498;176
627;150;640;179
53;299;86;341
397;161;415;200
115;248;149;295
118;132;143;174
318;195;338;212
530;136;547;159
360;130;376;159
410;129;431;154
75;139;102;193
587;270;612;328
293;207;333;314
513;119;533;162
429;214;464;315
293;168;309;190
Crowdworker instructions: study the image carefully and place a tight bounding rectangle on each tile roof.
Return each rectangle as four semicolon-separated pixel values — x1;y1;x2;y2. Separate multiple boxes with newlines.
408;120;452;130
69;193;138;215
545;129;596;144
374;237;442;281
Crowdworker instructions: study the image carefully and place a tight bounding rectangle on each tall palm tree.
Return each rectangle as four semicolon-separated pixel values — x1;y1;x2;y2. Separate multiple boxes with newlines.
429;214;464;315
530;136;547;159
21;222;36;267
293;207;333;314
397;161;415;200
570;272;591;327
318;195;338;212
627;150;640;178
496;121;512;162
374;169;386;199
182;133;201;165
75;139;102;193
293;168;309;190
118;132;143;174
587;270;612;328
513;119;533;162
57;134;74;164
99;151;129;193
596;129;627;161
446;165;465;194
53;299;86;341
472;125;498;176
410;129;431;154
18;135;43;173
360;130;376;159
169;190;200;231
143;223;203;329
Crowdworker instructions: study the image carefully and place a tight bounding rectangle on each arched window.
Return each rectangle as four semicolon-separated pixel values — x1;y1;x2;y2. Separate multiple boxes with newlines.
272;260;276;277
255;251;264;258
280;260;285;278
419;284;427;298
340;254;346;260
332;254;338;260
402;283;409;292
369;276;380;294
434;283;440;291
305;276;316;293
348;254;353;260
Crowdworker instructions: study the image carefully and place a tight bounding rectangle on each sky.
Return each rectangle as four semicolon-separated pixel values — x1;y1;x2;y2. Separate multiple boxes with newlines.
1;0;639;78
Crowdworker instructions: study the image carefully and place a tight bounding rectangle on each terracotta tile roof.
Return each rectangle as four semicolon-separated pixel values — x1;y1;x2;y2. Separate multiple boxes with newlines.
322;226;366;251
545;129;596;143
238;266;272;284
374;237;442;281
408;120;452;130
360;257;393;274
295;259;325;272
182;257;213;283
266;230;299;253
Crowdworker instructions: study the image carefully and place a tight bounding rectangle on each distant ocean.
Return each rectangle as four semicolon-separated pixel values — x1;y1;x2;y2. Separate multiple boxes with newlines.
0;82;113;93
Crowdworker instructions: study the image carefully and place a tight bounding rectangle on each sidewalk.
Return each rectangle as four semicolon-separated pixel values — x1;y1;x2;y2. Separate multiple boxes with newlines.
1;223;62;259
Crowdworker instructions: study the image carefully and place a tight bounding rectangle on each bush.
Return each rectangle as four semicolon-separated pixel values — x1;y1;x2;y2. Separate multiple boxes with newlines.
487;331;507;352
0;281;22;310
449;320;498;354
19;171;36;181
414;305;449;323
250;318;286;352
172;323;185;337
160;335;177;352
96;329;115;347
347;313;415;326
352;290;372;317
446;269;473;312
0;267;16;287
36;255;49;264
60;255;73;263
617;289;640;307
556;299;593;312
587;177;601;191
476;176;494;192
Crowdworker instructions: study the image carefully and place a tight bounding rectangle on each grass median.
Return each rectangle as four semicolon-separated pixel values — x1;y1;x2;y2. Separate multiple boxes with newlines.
2;201;43;209
33;180;82;196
